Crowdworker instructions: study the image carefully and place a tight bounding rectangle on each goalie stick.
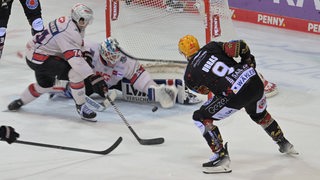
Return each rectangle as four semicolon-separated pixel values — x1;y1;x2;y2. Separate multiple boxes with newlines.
115;45;187;65
105;95;164;145
3;137;123;155
85;95;106;112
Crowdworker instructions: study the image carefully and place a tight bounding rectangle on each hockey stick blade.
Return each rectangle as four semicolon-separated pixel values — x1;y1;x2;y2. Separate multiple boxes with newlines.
8;137;122;155
203;169;232;174
127;126;164;145
85;95;106;112
138;137;165;145
106;95;165;145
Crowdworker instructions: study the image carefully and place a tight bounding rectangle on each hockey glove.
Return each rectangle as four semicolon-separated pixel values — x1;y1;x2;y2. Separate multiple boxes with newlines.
83;51;94;68
1;0;12;8
223;40;250;59
241;54;256;68
0;125;20;144
89;74;108;98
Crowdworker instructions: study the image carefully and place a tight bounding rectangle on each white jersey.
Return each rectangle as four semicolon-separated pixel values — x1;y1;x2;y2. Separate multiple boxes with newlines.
85;41;155;93
25;16;93;79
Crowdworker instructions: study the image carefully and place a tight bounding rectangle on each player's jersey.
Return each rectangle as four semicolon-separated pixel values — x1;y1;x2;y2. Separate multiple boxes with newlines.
85;42;152;92
25;16;93;79
184;41;257;96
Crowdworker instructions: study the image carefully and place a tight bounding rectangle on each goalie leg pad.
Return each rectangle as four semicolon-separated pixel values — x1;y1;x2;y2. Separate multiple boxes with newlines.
153;79;183;103
154;79;201;105
50;79;72;99
121;79;150;103
148;84;178;108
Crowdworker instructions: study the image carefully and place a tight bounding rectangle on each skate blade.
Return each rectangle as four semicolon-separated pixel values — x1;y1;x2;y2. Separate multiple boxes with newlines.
203;166;232;174
80;117;97;122
265;89;278;98
286;150;299;155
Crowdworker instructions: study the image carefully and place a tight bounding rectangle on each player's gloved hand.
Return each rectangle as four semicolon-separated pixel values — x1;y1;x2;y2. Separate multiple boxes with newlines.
223;40;240;57
1;0;12;8
0;125;20;144
83;51;94;68
241;54;256;68
89;74;108;98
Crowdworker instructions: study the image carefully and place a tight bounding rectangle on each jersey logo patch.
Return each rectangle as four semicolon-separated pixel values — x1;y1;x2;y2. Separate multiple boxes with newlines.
26;0;39;10
231;68;256;94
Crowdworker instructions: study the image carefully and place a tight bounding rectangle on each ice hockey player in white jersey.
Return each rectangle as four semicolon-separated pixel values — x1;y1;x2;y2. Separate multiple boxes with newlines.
53;37;201;109
7;3;108;122
85;37;202;108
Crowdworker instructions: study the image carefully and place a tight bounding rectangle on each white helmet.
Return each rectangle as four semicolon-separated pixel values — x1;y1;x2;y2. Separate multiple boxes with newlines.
71;3;94;29
99;37;121;65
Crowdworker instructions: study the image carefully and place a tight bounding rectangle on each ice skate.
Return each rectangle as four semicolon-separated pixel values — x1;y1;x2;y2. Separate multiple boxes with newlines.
76;104;97;122
259;73;278;98
277;137;299;155
202;143;232;174
183;90;202;105
8;99;24;111
264;80;278;97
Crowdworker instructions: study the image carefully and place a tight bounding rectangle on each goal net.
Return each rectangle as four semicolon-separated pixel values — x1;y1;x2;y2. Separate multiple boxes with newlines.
105;0;237;77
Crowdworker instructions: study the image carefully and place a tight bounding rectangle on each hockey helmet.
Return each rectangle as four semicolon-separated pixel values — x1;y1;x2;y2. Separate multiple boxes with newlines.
178;35;200;59
99;37;121;65
71;3;94;29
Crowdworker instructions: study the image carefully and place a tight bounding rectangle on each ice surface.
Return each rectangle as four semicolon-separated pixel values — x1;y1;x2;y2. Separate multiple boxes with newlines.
0;0;319;179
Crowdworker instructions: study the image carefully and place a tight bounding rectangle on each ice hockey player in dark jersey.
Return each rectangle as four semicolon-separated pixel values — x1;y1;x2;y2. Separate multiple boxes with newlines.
178;35;298;174
0;0;44;60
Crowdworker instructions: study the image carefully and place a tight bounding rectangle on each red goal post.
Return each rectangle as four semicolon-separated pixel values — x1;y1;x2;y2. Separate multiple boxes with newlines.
105;0;237;98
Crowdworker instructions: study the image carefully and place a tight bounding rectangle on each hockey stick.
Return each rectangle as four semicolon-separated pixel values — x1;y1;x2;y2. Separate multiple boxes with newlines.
3;137;122;155
105;95;165;145
116;45;187;65
86;89;118;111
85;95;106;112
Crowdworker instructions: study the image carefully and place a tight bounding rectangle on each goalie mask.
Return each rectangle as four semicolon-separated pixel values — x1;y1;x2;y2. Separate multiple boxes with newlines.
99;37;121;65
71;3;94;30
178;35;200;59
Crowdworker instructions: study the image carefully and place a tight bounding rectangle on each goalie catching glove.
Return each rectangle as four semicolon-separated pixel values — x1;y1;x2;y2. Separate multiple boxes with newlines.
241;54;256;68
88;74;108;98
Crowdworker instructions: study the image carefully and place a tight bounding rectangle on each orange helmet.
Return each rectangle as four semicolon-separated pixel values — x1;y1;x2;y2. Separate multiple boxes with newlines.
178;35;200;58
